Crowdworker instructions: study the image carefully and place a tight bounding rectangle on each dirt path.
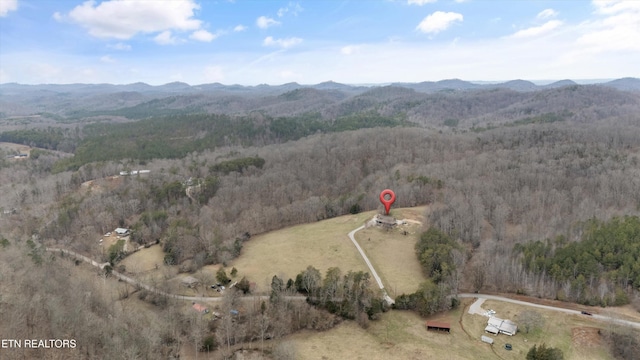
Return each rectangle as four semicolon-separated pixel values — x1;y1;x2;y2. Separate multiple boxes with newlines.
346;217;423;306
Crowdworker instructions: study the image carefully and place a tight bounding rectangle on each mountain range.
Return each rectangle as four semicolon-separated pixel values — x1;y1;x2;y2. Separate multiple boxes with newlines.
1;78;639;129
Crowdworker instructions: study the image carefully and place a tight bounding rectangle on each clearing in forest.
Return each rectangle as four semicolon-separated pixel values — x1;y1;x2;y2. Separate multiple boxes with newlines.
229;207;427;293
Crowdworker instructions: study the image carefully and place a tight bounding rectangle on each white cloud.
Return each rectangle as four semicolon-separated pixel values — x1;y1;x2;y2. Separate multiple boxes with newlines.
263;36;302;48
256;16;280;29
537;8;558;19
0;0;18;17
341;45;361;55
0;69;10;83
408;0;437;5
204;65;225;82
574;0;640;53
509;20;563;38
234;24;247;32
108;43;132;51
277;2;303;17
416;11;463;34
64;0;202;39
100;55;115;63
31;62;62;80
190;29;217;42
279;70;298;79
154;31;178;45
592;0;640;15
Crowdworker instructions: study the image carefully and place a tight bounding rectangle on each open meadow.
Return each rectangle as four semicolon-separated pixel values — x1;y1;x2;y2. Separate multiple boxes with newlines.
228;207;427;293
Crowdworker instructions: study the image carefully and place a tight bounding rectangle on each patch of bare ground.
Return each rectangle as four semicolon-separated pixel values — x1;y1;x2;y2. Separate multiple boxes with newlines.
572;327;602;348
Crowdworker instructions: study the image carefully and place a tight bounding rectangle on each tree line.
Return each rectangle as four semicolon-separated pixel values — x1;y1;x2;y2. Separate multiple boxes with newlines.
514;216;640;305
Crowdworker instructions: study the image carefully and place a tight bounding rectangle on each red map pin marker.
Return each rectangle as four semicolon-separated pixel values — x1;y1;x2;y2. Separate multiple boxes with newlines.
379;189;396;215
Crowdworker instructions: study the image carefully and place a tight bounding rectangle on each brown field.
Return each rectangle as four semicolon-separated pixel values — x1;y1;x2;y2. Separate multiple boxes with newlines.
0;142;31;157
356;220;426;296
120;244;165;273
64;205;631;360
461;299;614;360
114;206;428;297
228;207;427;293
282;297;620;360
290;302;497;360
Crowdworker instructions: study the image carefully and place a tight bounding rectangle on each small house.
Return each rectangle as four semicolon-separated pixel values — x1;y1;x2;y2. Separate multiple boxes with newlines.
375;215;397;228
485;317;517;336
114;228;130;236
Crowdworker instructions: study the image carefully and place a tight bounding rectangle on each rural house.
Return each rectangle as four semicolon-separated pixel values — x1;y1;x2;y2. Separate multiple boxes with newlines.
485;317;518;336
114;228;130;236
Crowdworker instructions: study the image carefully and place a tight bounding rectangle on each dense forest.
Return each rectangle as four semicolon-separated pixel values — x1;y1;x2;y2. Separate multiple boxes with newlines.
1;81;640;358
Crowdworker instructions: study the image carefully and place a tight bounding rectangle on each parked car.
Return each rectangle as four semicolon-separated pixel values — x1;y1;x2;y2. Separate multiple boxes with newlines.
504;344;512;351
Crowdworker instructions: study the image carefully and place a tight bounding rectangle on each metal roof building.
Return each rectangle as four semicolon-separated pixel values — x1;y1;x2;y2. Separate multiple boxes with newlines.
485;317;517;336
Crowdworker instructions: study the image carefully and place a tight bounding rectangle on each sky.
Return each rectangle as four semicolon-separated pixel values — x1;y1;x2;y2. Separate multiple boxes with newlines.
0;0;639;85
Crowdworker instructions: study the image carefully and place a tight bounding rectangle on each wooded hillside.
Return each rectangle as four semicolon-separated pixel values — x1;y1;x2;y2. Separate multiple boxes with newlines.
1;80;640;358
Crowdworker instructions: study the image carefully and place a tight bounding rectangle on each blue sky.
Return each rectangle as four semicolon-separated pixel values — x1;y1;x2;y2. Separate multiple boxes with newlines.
1;0;639;85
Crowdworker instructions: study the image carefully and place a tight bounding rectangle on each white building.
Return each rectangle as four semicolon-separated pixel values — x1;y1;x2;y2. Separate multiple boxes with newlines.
114;228;130;236
485;317;517;336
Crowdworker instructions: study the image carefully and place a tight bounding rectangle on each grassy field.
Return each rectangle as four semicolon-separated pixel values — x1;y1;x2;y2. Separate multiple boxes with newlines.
120;244;165;273
356;221;426;296
289;301;496;360
284;297;619;360
114;207;428;294
85;205;631;360
228;207;427;293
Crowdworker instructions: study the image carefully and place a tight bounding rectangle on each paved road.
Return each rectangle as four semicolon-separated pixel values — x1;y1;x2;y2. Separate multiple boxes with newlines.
459;293;640;330
47;245;640;331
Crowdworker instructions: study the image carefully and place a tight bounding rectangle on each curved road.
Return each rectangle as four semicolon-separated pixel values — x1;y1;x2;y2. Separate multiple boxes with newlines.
46;247;306;303
459;293;640;330
47;243;640;331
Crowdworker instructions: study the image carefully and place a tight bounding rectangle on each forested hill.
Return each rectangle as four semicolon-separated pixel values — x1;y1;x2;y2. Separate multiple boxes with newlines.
1;78;639;123
2;79;640;171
